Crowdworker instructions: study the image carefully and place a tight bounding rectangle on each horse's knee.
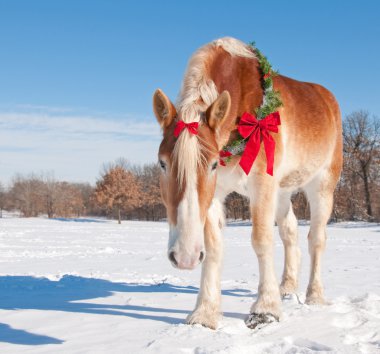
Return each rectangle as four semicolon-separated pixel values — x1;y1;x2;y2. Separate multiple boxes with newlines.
307;231;326;254
277;205;298;242
279;223;297;245
251;233;273;257
204;200;224;254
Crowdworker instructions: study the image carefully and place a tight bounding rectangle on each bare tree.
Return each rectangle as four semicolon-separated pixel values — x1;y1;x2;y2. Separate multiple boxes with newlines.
54;182;84;217
40;172;59;218
73;183;95;216
292;192;309;220
133;163;163;220
8;174;44;217
6;173;86;218
0;182;6;218
343;111;380;220
225;192;250;220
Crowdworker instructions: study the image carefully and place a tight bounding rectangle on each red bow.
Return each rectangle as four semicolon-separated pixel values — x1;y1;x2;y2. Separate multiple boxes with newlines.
263;72;271;80
174;120;199;137
219;150;232;166
237;111;281;176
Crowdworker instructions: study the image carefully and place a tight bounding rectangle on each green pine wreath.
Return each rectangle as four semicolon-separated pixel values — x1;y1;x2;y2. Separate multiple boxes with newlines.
221;42;283;160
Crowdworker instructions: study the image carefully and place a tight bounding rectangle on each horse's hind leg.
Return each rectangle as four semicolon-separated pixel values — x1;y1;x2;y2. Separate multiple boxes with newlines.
304;170;336;305
276;191;301;297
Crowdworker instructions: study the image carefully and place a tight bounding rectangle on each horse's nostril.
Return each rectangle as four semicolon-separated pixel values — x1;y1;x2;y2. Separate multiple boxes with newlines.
169;251;178;266
199;251;205;263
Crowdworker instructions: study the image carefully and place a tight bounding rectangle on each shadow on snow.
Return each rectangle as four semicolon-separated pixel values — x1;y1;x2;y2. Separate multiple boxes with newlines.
0;275;254;346
0;323;63;345
52;217;109;223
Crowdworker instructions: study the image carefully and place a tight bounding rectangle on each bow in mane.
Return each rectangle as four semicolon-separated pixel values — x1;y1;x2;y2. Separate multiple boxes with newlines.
174;120;199;137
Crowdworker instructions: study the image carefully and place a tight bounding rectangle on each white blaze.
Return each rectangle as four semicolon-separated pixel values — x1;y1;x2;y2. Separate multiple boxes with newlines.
168;180;204;269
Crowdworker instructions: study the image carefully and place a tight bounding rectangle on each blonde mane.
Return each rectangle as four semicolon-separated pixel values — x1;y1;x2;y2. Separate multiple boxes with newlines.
173;37;256;187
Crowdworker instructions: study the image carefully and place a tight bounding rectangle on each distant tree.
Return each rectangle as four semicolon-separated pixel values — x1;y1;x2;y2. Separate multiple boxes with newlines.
133;163;164;220
54;182;84;217
73;182;95;216
225;192;250;220
0;182;6;218
8;174;44;217
292;192;309;220
6;173;86;218
343;111;380;220
94;165;141;224
40;172;59;218
101;157;130;176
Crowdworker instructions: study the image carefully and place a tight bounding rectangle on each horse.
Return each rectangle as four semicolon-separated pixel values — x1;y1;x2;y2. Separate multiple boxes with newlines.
152;37;342;329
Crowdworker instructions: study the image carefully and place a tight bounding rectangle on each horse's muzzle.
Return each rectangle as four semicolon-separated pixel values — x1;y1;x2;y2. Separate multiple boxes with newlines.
168;250;205;270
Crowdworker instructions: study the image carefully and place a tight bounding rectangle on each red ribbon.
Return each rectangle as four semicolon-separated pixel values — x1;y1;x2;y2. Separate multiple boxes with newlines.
263;72;271;80
174;120;199;137
237;111;281;176
219;150;232;166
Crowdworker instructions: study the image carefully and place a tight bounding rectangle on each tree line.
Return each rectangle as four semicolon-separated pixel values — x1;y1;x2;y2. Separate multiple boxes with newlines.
0;110;379;222
0;163;165;222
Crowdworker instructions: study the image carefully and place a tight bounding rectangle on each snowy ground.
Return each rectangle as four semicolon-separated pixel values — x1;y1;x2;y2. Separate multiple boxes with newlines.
0;216;379;353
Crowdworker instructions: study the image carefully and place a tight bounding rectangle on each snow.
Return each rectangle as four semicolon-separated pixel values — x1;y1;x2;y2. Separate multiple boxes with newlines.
0;217;380;353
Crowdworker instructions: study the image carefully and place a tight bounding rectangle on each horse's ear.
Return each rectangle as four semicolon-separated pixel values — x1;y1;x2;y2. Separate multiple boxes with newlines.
206;91;231;130
153;89;176;128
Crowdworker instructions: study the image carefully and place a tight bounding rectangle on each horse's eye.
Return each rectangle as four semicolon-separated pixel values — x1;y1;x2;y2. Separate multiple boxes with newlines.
159;160;166;171
211;161;218;171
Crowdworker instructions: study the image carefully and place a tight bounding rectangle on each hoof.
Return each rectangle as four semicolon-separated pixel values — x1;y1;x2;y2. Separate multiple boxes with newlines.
306;286;326;305
245;312;279;330
280;280;298;297
305;295;327;305
186;309;220;330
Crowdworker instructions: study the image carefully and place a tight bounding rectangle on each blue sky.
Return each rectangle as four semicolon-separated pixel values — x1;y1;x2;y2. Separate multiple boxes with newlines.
0;0;379;183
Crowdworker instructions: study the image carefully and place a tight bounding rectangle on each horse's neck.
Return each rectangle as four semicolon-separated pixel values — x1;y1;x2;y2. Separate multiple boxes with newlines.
209;52;263;143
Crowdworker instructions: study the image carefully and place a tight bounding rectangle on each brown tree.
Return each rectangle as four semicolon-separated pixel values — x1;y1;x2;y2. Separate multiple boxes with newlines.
225;192;250;220
343;111;380;220
5;173;85;219
73;183;95;216
292;192;309;220
0;182;6;218
40;172;59;218
132;163;164;220
54;182;84;217
8;174;44;217
94;165;141;224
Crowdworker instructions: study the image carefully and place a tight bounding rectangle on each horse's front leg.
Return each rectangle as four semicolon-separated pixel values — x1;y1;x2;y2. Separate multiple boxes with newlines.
246;177;282;329
186;198;224;329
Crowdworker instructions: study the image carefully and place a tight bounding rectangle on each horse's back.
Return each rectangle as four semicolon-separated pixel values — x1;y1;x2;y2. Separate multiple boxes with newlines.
276;75;341;131
274;75;342;188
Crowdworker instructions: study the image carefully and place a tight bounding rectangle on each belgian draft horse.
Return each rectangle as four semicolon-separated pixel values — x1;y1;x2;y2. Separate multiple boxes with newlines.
153;37;342;329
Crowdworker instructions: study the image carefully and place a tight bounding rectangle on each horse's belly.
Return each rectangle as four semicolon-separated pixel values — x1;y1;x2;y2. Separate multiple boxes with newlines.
279;168;312;188
278;149;332;189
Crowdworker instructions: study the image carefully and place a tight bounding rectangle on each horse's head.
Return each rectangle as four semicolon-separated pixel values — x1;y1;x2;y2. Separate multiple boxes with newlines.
153;89;231;270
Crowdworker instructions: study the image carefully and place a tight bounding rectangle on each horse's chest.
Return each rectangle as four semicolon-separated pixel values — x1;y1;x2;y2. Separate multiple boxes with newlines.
216;167;249;198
